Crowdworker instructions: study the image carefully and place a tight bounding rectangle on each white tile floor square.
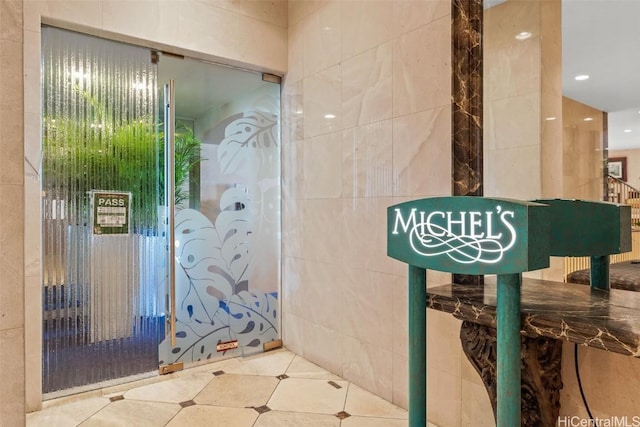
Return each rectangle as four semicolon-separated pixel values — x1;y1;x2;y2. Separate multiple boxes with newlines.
27;349;438;427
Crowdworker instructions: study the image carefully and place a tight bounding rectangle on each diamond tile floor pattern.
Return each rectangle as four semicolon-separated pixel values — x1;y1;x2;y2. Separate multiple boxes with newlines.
27;349;439;427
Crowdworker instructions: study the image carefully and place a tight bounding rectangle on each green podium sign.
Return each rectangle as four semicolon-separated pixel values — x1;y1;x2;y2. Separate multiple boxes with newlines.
533;198;630;256
387;196;552;427
388;197;632;426
388;197;551;274
534;198;631;292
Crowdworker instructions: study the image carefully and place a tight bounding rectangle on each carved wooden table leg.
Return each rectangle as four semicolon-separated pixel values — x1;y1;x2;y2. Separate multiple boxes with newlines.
460;321;563;426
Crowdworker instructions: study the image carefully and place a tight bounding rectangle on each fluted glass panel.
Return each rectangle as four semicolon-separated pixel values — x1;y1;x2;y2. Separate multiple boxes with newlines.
42;27;162;394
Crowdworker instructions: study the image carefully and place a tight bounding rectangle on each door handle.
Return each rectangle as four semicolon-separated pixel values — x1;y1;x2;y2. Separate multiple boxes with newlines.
164;80;176;346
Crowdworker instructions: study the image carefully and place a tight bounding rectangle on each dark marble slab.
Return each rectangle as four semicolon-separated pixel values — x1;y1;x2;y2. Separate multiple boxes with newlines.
427;277;640;357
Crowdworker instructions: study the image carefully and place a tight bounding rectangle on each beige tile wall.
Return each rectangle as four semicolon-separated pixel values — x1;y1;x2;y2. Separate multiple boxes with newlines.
483;0;563;201
282;1;491;426
1;0;25;424
484;0;564;284
20;0;287;413
562;97;604;200
559;341;640;421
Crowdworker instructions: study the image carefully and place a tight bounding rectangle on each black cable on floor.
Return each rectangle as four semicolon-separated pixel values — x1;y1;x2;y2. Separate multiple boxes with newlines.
574;343;597;426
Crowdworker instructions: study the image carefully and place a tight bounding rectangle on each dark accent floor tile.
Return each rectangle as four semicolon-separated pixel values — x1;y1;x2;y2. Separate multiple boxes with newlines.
252;405;271;414
335;411;351;420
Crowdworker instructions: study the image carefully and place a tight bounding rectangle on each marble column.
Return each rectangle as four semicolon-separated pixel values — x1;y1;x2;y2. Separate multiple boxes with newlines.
452;0;483;198
0;0;26;424
451;0;482;286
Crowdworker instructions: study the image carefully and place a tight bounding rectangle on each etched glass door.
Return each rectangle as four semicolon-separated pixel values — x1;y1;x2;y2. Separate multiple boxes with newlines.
159;56;281;367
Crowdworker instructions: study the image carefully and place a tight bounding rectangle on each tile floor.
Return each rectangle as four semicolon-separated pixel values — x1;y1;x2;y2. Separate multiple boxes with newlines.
27;349;436;427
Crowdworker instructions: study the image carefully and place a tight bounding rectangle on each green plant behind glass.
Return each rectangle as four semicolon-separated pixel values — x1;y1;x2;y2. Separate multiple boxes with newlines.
43;88;202;232
159;123;203;208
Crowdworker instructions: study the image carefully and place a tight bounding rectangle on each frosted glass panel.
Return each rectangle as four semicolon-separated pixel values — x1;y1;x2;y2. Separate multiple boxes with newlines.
158;57;281;364
42;27;162;394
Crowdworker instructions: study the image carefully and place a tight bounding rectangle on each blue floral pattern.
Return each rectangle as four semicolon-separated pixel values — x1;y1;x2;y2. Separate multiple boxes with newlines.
160;106;279;364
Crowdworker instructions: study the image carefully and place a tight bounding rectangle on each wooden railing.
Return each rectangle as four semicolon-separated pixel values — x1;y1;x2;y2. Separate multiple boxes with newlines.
607;175;640;227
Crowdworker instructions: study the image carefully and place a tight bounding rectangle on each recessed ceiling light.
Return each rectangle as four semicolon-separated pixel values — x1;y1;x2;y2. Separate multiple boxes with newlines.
625;129;632;133
324;114;336;119
583;117;593;122
575;74;590;81
515;32;532;40
545;117;557;121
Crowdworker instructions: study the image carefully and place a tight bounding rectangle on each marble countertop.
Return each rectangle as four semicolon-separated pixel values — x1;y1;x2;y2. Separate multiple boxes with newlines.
427;277;640;357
